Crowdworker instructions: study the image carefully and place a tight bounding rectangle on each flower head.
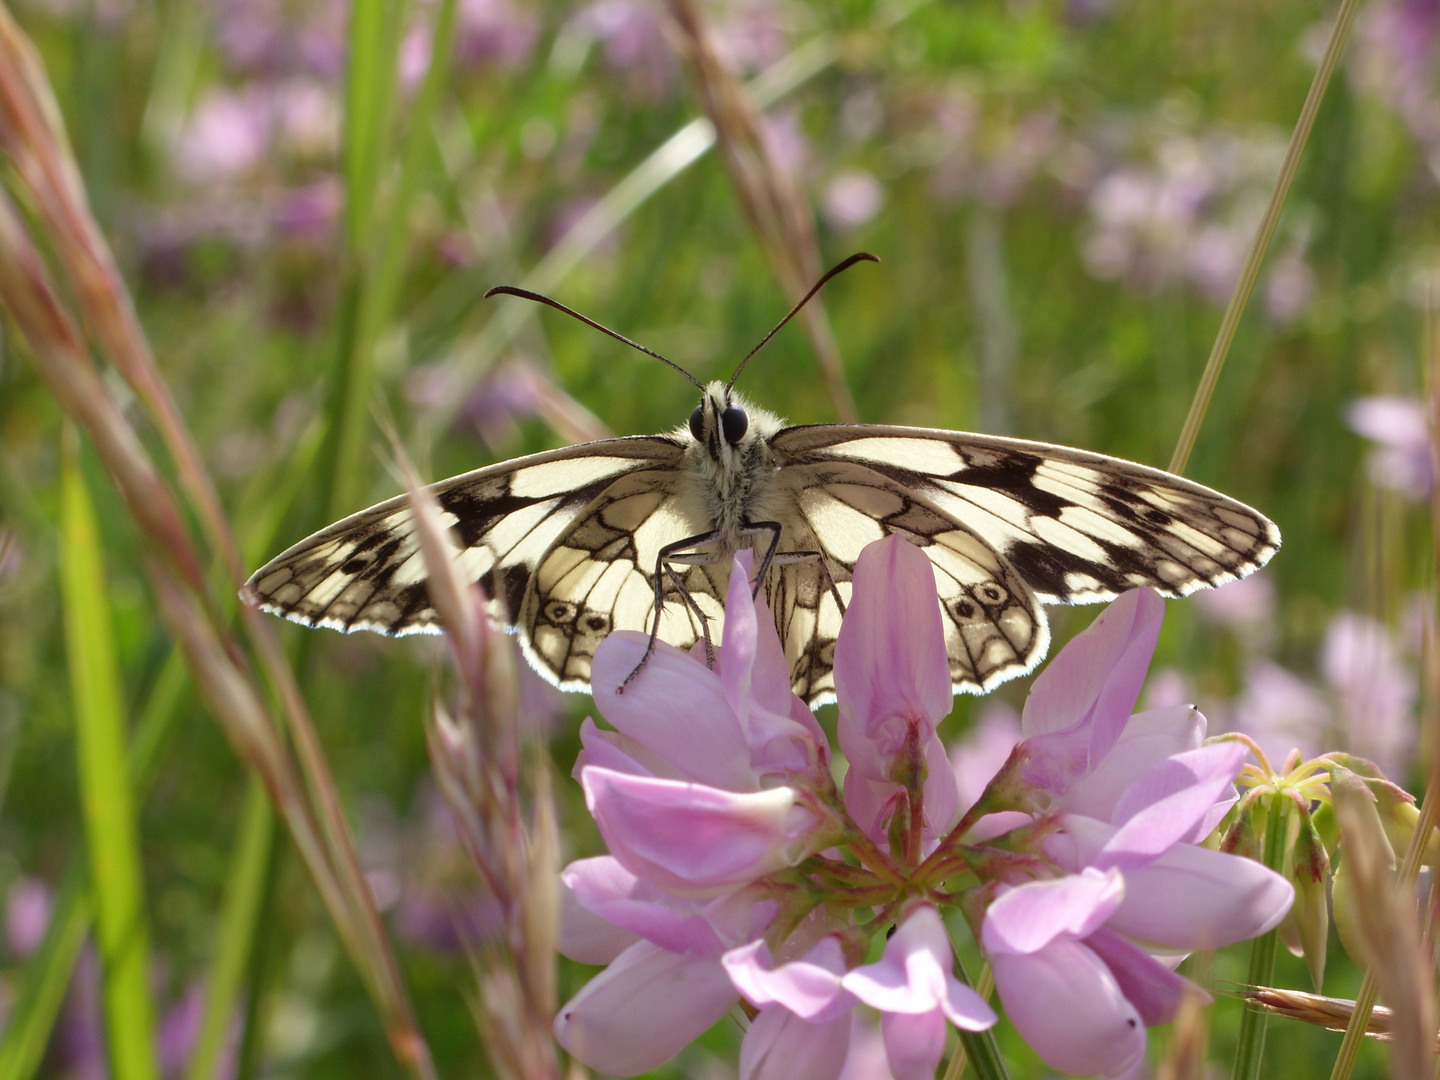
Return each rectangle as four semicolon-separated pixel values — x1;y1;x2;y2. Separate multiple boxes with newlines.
557;542;1295;1079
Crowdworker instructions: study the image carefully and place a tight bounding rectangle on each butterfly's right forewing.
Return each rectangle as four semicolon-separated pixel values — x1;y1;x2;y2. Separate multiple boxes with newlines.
245;437;688;655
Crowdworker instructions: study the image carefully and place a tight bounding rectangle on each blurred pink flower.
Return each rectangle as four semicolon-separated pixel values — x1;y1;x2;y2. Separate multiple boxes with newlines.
5;877;51;958
1346;395;1433;499
1322;613;1417;777
760;110;809;179
1351;0;1440;180
1264;252;1316;324
274;177;341;239
174;88;272;183
1229;658;1327;766
577;0;676;99
1229;610;1416;778
1194;571;1275;633
822;170;885;231
1142;666;1193;710
456;0;541;67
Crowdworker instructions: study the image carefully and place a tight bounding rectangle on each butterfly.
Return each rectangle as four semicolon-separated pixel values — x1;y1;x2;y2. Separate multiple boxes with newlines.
243;255;1279;706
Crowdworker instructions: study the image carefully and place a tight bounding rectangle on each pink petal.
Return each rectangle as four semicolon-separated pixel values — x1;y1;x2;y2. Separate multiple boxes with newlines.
922;729;962;839
836;1015;892;1080
741;1004;853;1080
834;536;953;738
558;872;639;964
561;856;724;956
575;717;663;779
721;552;801;735
1054;817;1293;949
990;935;1146;1078
554;940;738;1075
723;937;851;1020
1096;743;1247;866
1085;926;1204;1026
981;868;1125;955
591;634;757;791
880;1007;948;1080
1058;705;1207;821
843;907;996;1029
583;767;819;896
842;768;900;844
1022;588;1163;738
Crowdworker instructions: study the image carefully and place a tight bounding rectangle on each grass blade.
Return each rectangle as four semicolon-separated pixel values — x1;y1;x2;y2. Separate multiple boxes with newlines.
0;871;91;1080
60;428;160;1080
185;781;274;1080
1168;0;1363;475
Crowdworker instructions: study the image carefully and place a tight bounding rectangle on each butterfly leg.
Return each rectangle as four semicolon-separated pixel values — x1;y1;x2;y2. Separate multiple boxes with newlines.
618;527;725;693
741;520;846;615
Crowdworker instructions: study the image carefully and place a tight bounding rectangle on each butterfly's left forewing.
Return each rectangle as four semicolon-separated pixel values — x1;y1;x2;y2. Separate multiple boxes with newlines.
770;423;1278;601
766;422;1278;701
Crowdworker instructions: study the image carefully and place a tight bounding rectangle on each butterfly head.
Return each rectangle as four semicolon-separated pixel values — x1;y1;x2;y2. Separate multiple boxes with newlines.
684;381;784;471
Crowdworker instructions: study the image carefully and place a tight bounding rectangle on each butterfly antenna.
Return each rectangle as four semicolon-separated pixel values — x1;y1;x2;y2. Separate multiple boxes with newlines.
726;252;880;391
485;285;705;390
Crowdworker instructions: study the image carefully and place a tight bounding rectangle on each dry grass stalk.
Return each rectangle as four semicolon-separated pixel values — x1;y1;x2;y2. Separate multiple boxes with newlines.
1154;989;1209;1080
0;16;435;1076
406;469;562;1080
1242;986;1440;1049
1332;772;1438;1077
663;0;859;422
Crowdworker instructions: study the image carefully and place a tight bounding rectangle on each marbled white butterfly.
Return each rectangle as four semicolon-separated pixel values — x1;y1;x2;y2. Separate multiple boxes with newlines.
244;255;1279;705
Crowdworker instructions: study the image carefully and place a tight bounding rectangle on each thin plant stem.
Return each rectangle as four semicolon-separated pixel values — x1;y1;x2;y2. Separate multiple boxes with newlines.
1231;798;1287;1080
1168;0;1363;475
950;954;1009;1080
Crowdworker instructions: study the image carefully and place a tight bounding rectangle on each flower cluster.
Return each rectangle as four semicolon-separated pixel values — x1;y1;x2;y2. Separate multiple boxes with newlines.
553;535;1294;1078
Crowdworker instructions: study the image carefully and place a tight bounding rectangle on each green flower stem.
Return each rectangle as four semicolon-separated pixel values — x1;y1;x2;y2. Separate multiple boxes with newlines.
950;954;1010;1080
1231;797;1288;1080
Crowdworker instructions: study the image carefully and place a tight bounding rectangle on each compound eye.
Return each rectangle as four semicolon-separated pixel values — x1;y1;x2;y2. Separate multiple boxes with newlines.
688;405;704;441
721;405;749;445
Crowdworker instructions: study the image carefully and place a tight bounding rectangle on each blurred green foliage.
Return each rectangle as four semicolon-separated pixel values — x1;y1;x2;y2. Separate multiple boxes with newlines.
0;0;1434;1075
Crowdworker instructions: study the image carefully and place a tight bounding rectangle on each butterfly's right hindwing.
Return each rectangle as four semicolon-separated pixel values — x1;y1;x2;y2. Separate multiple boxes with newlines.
522;468;722;690
244;437;688;667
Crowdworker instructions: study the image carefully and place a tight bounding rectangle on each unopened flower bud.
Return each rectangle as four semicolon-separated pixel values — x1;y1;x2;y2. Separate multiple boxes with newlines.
1279;805;1330;991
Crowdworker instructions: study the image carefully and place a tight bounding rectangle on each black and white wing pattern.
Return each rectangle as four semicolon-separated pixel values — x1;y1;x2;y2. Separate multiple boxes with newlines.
762;425;1279;704
243;435;709;691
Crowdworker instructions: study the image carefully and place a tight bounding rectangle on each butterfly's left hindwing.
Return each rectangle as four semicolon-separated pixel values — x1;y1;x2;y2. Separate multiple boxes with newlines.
244;437;690;676
763;466;1047;704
